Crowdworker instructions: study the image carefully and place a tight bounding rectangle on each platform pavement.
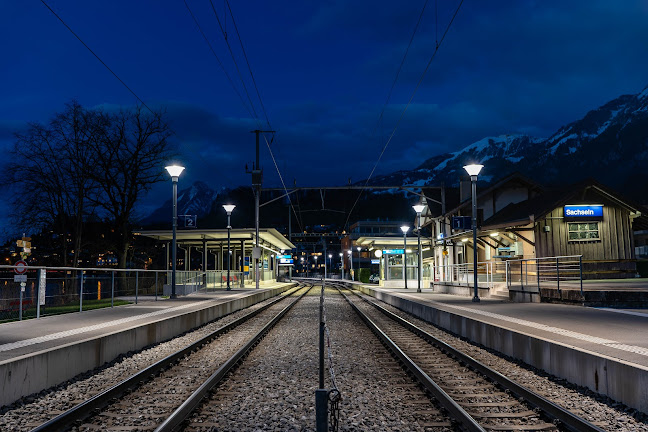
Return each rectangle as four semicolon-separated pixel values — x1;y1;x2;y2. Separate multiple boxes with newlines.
0;282;297;407
354;283;648;413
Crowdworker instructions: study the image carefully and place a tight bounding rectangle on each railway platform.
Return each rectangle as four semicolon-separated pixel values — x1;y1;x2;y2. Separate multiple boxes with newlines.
0;282;297;407
355;283;648;414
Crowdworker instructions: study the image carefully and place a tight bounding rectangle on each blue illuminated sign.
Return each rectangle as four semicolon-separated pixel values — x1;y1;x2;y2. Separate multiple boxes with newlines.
383;249;404;254
564;205;603;219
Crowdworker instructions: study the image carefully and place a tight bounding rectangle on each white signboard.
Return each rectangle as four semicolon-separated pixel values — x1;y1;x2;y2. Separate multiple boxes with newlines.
252;247;262;259
39;269;46;306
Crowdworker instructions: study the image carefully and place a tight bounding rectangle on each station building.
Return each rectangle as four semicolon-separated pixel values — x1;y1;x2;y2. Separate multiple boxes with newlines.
420;173;648;288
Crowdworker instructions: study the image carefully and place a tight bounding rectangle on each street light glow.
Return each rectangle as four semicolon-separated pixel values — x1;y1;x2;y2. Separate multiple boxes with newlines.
165;165;185;178
412;204;425;214
400;225;410;234
222;204;236;214
463;164;483;176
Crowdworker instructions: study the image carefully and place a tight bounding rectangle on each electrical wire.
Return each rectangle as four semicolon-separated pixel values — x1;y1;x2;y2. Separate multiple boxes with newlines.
184;0;256;120
40;0;154;115
205;1;302;233
225;0;272;129
343;0;464;230
209;0;261;123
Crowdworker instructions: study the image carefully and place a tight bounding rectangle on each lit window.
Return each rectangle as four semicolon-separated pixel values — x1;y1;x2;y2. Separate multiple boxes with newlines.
568;222;600;241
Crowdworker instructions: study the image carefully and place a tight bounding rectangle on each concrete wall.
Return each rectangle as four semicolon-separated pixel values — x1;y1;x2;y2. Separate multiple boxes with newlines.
356;285;648;414
0;285;295;407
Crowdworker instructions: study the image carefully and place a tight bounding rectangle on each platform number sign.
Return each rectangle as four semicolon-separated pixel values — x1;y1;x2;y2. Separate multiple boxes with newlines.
181;215;197;228
451;216;472;230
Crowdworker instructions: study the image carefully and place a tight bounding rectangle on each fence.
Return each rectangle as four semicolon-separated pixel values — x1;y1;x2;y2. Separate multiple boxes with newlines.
0;265;171;323
506;255;583;294
434;261;505;289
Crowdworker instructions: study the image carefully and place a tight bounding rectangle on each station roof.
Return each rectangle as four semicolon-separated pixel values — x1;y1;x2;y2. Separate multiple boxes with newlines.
136;228;296;252
356;235;433;249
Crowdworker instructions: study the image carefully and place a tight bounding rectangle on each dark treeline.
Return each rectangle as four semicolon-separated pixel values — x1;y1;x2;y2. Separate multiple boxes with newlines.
3;100;174;268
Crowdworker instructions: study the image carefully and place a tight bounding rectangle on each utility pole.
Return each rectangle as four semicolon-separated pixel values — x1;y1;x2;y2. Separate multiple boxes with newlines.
248;129;274;289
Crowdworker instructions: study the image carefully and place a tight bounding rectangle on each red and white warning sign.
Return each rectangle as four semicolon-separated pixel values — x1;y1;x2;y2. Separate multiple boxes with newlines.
14;260;28;274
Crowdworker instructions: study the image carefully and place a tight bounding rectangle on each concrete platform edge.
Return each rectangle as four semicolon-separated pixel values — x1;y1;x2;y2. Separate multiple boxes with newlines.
357;285;648;414
0;284;296;408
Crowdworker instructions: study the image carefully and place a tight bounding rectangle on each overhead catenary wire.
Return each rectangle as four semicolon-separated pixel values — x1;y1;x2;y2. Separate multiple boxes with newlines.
225;0;272;129
208;0;261;124
343;0;464;231
40;0;155;115
184;0;257;121
184;1;303;234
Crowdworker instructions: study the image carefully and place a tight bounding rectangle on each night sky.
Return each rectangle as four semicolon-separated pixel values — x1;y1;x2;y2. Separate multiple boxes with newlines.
2;1;648;217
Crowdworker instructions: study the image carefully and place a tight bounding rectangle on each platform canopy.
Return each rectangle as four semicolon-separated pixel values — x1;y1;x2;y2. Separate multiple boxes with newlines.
136;228;295;253
356;235;427;250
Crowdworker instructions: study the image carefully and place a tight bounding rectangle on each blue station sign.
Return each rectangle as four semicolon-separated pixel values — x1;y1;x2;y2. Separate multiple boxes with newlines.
564;205;603;219
277;254;293;265
382;249;404;255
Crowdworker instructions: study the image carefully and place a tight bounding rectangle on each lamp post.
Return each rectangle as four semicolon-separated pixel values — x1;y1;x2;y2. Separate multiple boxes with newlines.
356;246;361;281
401;225;409;289
165;165;185;299
339;252;344;280
413;204;425;293
314;255;318;277
328;254;332;280
464;164;484;302
348;250;353;281
223;204;236;290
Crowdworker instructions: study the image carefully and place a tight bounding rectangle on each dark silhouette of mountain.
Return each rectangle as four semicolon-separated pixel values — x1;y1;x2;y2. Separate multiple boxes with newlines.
364;86;648;202
140;181;221;225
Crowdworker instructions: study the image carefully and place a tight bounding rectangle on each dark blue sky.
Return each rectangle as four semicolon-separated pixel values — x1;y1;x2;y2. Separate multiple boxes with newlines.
2;1;648;217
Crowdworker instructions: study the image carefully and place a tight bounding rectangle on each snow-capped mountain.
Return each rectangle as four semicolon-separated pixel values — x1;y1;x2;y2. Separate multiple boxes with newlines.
366;86;648;201
141;181;221;224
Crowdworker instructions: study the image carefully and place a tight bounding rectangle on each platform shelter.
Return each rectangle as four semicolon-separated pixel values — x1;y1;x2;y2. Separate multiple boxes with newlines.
137;228;295;293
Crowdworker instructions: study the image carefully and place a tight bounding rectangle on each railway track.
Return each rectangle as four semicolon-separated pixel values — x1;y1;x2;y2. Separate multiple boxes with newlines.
30;283;313;432
335;283;606;432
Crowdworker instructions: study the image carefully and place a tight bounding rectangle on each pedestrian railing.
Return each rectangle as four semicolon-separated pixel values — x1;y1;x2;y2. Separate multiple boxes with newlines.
434;261;502;289
506;255;583;294
0;265;167;323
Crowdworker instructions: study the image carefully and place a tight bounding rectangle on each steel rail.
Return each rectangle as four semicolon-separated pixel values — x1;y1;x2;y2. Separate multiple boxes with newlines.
350;287;606;432
155;283;315;431
335;286;485;432
30;283;305;432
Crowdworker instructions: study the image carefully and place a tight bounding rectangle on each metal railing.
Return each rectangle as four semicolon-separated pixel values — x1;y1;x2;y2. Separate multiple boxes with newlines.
433;261;503;289
506;255;583;294
0;265;167;323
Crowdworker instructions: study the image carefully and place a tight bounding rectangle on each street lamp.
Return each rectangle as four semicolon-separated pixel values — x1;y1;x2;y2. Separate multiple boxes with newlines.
314;255;318;277
464;164;484;302
223;204;236;290
348;250;353;281
413;204;425;293
339;252;344;279
328;254;332;280
356;246;361;282
401;225;410;289
165;164;185;299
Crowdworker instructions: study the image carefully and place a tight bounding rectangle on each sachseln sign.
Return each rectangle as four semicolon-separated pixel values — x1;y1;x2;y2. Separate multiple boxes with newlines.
564;205;603;220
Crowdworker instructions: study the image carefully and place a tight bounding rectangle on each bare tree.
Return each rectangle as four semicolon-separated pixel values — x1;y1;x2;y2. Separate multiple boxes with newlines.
6;101;99;267
89;105;174;268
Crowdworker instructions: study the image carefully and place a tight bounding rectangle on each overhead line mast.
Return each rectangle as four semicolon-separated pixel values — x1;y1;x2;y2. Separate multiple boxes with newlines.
248;129;275;289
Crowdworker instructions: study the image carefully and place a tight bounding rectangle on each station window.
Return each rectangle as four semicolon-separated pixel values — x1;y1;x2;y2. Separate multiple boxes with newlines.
567;222;600;241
